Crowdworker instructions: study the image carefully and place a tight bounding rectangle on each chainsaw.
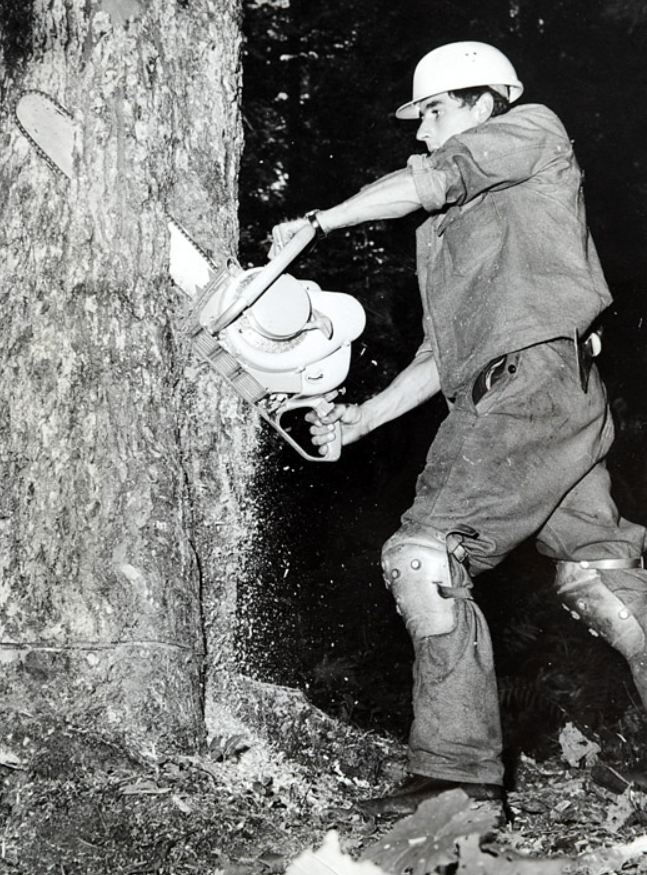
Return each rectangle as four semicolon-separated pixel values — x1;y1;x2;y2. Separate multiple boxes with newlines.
15;90;366;461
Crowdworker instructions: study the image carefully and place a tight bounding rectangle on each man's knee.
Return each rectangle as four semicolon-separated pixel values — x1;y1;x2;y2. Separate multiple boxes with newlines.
555;558;647;658
381;531;470;640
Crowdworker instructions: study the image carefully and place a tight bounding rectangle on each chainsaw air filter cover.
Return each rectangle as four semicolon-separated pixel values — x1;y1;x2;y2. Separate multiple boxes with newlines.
243;274;311;340
219;271;366;396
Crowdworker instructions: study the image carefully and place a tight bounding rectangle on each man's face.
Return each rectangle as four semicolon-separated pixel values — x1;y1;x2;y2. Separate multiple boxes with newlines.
415;92;486;152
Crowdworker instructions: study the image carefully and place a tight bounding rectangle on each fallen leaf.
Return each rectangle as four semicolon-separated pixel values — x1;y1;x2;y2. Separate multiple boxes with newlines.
457;835;568;874
515;798;550;814
559;724;600;768
286;831;385;874
0;747;24;770
575;833;647;875
171;794;193;815
361;789;499;874
554;799;573;813
604;788;635;833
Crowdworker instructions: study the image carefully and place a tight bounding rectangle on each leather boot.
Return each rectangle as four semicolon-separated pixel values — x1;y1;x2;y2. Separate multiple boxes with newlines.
357;774;505;818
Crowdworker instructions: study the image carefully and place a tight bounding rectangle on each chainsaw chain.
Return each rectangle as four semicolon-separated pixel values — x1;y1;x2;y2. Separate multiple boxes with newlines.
165;212;221;274
16;92;237;359
16;90;225;278
14;89;74;180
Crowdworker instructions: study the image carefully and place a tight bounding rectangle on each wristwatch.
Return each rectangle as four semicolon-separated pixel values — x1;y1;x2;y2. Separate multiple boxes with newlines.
305;210;327;237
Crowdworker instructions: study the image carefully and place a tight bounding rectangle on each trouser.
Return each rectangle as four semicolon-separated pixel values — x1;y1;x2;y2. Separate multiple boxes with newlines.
388;338;647;785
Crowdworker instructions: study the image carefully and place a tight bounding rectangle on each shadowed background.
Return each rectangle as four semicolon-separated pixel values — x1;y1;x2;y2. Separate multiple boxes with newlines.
236;0;647;759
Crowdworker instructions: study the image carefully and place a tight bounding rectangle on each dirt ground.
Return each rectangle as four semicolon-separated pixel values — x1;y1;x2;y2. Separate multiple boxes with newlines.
1;680;647;875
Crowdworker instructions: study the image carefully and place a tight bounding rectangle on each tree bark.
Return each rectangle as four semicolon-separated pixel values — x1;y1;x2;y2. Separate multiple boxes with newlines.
0;0;259;750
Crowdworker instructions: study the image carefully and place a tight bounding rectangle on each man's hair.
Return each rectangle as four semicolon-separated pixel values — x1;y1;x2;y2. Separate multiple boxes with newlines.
448;86;510;117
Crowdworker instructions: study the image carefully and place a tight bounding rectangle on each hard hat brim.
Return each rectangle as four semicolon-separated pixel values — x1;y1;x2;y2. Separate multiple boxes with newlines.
395;81;524;120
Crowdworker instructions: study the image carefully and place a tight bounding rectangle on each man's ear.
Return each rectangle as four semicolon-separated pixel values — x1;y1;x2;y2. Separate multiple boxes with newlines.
475;91;495;123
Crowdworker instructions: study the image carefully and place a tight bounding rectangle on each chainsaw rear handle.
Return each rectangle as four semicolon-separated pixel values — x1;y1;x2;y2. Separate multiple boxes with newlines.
205;223;317;335
270;395;342;463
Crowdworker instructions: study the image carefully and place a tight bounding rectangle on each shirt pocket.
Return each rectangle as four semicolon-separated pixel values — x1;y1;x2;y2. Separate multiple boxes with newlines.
438;194;501;278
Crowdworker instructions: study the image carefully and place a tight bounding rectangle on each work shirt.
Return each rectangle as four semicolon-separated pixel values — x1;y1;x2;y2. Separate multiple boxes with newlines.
408;103;612;397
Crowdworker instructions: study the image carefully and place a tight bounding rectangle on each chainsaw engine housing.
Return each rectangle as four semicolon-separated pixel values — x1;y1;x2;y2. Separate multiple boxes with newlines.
217;270;366;396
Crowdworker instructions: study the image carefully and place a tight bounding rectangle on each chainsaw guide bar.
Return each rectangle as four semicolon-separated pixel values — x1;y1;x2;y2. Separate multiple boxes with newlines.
14;90;365;462
15;90;76;179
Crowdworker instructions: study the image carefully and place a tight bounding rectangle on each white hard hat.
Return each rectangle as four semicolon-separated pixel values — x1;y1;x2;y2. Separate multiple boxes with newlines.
395;41;524;119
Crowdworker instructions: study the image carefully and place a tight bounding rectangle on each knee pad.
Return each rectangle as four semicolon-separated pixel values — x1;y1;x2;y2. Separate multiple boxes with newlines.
381;533;466;640
555;559;647;659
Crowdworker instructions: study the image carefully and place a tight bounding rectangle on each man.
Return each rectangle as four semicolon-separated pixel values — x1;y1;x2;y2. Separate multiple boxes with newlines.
271;41;647;816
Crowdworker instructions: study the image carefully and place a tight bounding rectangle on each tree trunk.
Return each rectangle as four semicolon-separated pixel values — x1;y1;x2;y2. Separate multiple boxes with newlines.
0;0;259;750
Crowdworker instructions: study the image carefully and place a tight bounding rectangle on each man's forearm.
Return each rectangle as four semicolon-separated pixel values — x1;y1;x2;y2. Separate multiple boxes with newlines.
317;168;422;232
361;351;441;433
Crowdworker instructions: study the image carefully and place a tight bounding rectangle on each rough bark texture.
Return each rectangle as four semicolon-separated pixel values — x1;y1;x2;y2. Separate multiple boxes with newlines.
0;0;259;750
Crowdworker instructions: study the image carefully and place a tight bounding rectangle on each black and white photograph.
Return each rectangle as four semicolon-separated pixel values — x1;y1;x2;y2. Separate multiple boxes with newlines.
1;1;647;872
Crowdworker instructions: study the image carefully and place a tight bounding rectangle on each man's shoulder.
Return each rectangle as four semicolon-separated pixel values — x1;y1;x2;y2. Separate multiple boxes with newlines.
493;103;569;138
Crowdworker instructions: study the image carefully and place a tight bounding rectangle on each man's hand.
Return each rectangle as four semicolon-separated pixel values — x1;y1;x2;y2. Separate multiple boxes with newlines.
306;400;365;457
269;217;311;259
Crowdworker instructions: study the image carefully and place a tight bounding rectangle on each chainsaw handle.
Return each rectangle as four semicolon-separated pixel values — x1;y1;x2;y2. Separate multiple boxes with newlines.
271;395;342;463
204;223;317;335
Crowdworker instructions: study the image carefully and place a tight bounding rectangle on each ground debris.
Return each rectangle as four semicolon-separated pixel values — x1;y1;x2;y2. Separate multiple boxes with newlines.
290;790;647;875
0;706;400;875
1;707;647;874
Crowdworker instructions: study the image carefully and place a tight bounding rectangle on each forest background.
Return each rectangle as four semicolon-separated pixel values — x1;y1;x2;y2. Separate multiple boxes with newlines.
238;0;647;758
